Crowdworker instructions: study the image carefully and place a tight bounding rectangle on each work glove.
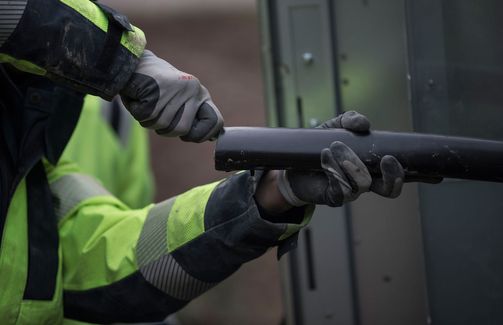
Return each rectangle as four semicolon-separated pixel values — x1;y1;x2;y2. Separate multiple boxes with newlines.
277;111;405;207
120;50;224;142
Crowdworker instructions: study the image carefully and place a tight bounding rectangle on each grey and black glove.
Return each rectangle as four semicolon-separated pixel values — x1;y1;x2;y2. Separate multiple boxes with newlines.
278;111;405;207
120;50;224;142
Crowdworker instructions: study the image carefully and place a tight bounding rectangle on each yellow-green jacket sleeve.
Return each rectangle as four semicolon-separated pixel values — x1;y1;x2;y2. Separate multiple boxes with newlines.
46;161;312;323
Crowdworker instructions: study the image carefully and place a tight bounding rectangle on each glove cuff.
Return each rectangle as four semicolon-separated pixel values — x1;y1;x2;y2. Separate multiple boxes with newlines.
277;170;308;207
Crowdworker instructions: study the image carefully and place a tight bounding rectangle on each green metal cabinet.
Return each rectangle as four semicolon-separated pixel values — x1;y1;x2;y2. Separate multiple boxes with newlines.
259;1;503;324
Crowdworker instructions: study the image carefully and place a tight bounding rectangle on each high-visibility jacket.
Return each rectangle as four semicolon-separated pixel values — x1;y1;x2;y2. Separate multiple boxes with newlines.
0;1;311;323
61;95;154;209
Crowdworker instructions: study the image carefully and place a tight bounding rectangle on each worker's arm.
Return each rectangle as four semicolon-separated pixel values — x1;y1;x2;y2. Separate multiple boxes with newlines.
46;113;402;323
46;160;311;323
0;0;145;99
0;1;223;141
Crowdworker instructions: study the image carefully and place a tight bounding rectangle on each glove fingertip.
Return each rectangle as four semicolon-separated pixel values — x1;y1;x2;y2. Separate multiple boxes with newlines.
178;101;220;142
381;155;405;178
389;178;404;198
320;148;332;160
207;123;224;142
372;156;404;198
341;111;371;132
328;141;345;153
328;142;365;168
196;122;224;143
320;148;339;172
341;160;372;192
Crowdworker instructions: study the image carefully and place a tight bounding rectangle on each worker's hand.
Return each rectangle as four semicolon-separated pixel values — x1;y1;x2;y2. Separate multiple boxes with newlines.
120;50;224;142
277;111;405;207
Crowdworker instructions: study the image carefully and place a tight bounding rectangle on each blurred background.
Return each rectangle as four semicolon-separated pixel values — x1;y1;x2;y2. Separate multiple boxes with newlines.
103;1;283;324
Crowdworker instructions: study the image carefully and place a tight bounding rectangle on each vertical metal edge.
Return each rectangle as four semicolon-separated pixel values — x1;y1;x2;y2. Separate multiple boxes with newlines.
404;0;423;134
286;249;305;325
329;1;358;324
279;254;296;325
343;204;361;325
401;0;416;132
327;0;343;117
258;0;283;127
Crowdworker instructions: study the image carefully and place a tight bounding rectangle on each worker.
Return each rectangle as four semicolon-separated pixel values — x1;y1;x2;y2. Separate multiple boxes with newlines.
0;1;404;324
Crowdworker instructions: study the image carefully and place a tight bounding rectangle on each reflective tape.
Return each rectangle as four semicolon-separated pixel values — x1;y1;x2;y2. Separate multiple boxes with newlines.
140;254;215;301
136;198;175;267
50;173;111;221
59;0;145;57
136;197;216;301
59;0;108;32
0;0;27;47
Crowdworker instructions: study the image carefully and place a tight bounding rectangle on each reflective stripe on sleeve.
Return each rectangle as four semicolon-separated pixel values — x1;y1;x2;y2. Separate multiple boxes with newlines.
59;0;145;57
50;173;111;221
136;198;174;267
0;0;27;47
136;198;216;301
140;254;215;301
